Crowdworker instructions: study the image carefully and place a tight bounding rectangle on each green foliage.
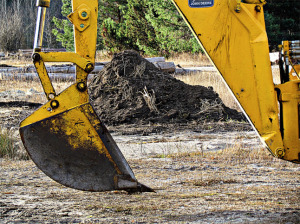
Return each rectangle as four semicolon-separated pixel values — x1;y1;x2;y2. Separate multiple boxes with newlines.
53;0;200;56
52;0;73;51
144;0;200;55
100;0;201;56
264;0;300;50
100;1;130;52
52;0;299;55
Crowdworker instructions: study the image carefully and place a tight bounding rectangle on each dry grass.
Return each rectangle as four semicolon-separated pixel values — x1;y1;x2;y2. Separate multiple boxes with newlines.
0;79;71;103
0;128;15;158
0;127;28;160
175;66;281;111
95;50;113;62
175;71;240;110
159;144;275;164
167;52;211;67
0;57;32;67
2;154;299;223
0;79;43;92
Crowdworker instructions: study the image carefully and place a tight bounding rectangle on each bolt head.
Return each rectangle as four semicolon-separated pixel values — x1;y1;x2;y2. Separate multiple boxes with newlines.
275;148;285;158
255;5;261;12
81;11;87;18
32;53;41;62
77;82;87;91
85;63;94;73
50;100;59;109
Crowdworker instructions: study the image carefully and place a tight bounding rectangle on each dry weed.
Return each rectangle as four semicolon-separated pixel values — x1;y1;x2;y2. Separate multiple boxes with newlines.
0;79;43;92
167;52;211;67
0;128;28;160
165;141;276;165
0;79;72;103
176;67;282;111
176;71;240;110
0;128;15;158
95;50;113;62
198;99;223;115
193;178;238;187
141;86;159;113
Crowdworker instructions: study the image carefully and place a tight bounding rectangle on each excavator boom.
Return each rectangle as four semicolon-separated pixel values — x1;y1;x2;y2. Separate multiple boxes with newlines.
19;0;299;192
171;0;300;163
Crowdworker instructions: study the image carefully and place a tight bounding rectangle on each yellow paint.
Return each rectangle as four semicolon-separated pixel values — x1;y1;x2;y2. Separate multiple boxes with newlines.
31;0;97;101
45;105;121;173
33;59;55;100
275;80;300;162
289;65;300;80
172;0;299;162
39;52;92;71
20;83;88;127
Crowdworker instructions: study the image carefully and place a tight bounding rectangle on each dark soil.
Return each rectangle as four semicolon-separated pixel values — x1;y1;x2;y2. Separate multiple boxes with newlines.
89;51;245;126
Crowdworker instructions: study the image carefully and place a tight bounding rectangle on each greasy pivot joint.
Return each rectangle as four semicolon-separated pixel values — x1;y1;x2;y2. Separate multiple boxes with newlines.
85;63;94;73
32;53;41;62
255;5;261;12
275;148;285;158
77;82;87;91
50;100;59;109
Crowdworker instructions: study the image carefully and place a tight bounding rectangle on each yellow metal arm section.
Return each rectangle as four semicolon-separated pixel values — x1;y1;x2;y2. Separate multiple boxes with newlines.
38;52;94;72
172;0;299;163
33;0;98;101
33;59;55;100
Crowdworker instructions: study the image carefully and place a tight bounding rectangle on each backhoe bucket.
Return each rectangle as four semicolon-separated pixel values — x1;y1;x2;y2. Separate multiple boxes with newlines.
19;85;152;192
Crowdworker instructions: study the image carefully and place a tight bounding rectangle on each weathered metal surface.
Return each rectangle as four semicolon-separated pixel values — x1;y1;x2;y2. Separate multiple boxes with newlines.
20;103;153;191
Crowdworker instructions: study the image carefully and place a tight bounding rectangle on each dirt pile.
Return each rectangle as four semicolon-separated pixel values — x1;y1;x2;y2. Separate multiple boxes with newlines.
89;51;244;125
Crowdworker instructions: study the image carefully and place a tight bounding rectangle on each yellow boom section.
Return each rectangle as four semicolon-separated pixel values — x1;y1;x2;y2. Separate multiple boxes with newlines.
172;0;300;163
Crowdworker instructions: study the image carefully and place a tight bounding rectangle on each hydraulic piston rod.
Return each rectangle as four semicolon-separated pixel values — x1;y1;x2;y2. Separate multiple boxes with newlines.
33;0;50;51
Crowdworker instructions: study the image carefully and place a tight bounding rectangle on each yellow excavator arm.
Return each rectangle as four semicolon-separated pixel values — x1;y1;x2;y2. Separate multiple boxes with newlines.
171;0;300;163
20;0;153;192
19;0;299;192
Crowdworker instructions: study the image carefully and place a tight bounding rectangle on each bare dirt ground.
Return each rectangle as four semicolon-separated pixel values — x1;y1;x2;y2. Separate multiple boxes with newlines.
0;102;299;223
0;56;299;223
1;153;299;223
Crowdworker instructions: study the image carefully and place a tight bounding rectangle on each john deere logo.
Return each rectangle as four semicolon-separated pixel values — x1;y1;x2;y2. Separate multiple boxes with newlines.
189;0;214;8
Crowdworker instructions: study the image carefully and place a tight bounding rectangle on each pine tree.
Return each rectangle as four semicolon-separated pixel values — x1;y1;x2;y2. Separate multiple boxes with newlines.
52;0;73;50
100;0;201;56
52;0;200;56
100;0;131;52
51;0;299;55
264;0;300;50
145;0;200;55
